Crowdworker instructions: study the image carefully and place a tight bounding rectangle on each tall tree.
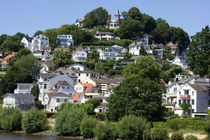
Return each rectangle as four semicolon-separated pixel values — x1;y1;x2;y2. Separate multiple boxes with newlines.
142;14;156;33
33;30;43;37
0;36;24;52
83;7;109;28
43;28;58;48
139;45;147;55
127;7;142;21
187;25;210;77
52;49;73;68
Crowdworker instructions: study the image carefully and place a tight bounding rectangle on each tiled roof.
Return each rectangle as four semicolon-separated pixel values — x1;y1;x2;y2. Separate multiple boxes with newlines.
1;52;16;65
78;19;84;22
40;73;55;80
2;93;35;99
73;93;81;102
80;83;95;93
75;47;84;51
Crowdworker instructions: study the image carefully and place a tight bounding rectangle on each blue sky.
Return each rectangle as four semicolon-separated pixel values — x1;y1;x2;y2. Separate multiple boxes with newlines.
0;0;210;37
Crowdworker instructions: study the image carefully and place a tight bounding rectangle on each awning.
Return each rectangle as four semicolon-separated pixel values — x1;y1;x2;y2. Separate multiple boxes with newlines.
85;93;99;96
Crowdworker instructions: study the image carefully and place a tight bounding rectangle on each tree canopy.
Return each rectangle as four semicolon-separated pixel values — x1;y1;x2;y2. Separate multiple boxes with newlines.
83;7;109;28
187;25;210;77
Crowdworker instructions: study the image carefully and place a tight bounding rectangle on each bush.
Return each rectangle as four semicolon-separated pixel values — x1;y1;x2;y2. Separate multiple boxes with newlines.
204;121;210;136
150;128;168;140
22;109;48;133
94;122;117;140
171;132;184;140
44;112;58;118
55;106;87;136
96;112;106;121
153;122;167;128
0;107;22;132
80;117;99;138
185;135;198;140
86;98;101;108
117;115;151;140
167;119;181;130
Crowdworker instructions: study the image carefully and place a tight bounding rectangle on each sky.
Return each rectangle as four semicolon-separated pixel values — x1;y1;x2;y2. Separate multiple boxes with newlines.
0;0;210;37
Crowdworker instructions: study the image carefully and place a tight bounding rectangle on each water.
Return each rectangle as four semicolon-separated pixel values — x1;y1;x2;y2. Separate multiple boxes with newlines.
0;132;81;140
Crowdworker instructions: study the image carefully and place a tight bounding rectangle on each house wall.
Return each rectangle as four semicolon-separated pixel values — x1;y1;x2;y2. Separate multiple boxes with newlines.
55;85;75;97
72;50;87;62
196;91;210;112
3;96;16;108
47;97;73;112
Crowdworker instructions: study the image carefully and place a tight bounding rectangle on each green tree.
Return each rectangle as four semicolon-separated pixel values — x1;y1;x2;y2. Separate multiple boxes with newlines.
30;85;39;99
204;121;210;137
0;34;8;46
171;132;184;140
43;28;58;48
185;135;198;140
80;103;95;115
127;7;142;21
180;103;191;115
142;14;156;33
22;109;48;133
121;11;128;19
52;49;73;68
80;117;99;138
83;7;109;28
143;128;168;140
70;29;93;45
86;98;101;108
139;45;147;55
0;107;22;132
117;115;151;140
33;30;43;37
55;106;87;136
0;36;24;52
187;25;210;77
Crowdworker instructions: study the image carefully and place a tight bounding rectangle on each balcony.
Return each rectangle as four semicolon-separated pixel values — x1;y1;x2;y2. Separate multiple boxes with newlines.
180;95;191;98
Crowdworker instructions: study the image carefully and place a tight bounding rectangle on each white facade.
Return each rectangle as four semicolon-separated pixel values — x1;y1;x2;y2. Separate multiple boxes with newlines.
106;45;127;54
171;56;189;69
72;48;87;62
21;37;32;50
174;84;210;117
31;35;49;52
14;83;35;94
129;41;152;55
94;32;116;40
57;35;74;47
69;64;87;72
97;49;123;60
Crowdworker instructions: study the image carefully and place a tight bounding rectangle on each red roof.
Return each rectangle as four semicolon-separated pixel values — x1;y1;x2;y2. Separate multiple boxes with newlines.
1;52;16;65
78;19;84;22
75;47;84;51
160;79;168;86
80;83;95;93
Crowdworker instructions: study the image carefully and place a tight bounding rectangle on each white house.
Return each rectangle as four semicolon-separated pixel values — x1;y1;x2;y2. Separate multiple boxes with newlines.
171;56;189;69
73;83;99;104
31;35;49;52
14;83;35;94
174;84;210;117
94;32;117;40
57;35;74;48
107;10;121;29
129;41;152;55
97;49;123;60
21;37;32;50
72;47;87;62
43;92;73;112
75;70;101;83
69;64;87;72
105;45;127;54
2;93;35;111
38;73;77;102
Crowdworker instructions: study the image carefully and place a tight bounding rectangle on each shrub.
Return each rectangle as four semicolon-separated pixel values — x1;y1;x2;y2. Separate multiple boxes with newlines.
185;135;198;140
86;98;101;108
80;103;95;115
150;128;168;140
55;106;87;136
117;115;151;140
94;122;117;140
170;132;184;140
96;112;106;121
22;109;48;133
204;121;210;136
166;119;181;130
0;107;22;132
153;122;167;128
44;112;58;118
80;117;99;138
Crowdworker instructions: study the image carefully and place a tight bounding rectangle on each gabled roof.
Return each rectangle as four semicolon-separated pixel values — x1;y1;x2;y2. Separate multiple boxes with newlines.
50;80;71;91
40;73;55;80
189;84;209;92
1;52;16;65
47;92;71;104
80;83;95;93
2;93;35;99
78;18;84;22
75;47;84;51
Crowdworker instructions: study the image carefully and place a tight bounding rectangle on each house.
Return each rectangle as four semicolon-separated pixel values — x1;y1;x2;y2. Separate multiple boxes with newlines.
94;32;117;40
0;52;3;60
105;45;127;54
94;96;108;113
97;49;123;60
21;37;33;50
75;18;84;27
2;93;35;111
69;64;87;72
41;46;53;53
75;70;101;83
74;83;99;104
72;47;87;62
166;42;179;55
14;83;35;94
153;49;167;60
57;35;74;48
174;84;210;117
1;52;16;69
106;9;121;29
38;73;77;102
38;61;54;73
43;92;73;112
129;41;152;55
171;56;189;69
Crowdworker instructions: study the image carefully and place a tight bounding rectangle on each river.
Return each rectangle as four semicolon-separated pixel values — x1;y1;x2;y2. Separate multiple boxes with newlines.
0;132;82;140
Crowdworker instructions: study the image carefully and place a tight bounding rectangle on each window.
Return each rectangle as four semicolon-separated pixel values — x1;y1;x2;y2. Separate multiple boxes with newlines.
187;100;190;104
192;91;194;96
209;100;210;106
179;100;181;104
184;90;189;95
64;99;67;102
78;79;81;82
56;98;60;102
67;87;70;90
44;84;47;89
174;87;177;92
78;73;80;76
86;73;89;77
192;99;194;105
192;109;194;113
62;86;65;89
